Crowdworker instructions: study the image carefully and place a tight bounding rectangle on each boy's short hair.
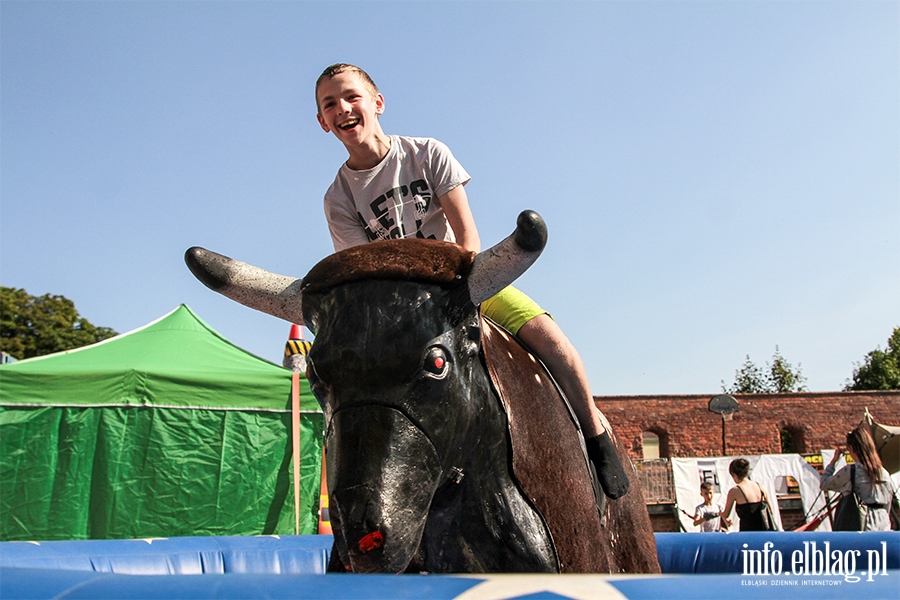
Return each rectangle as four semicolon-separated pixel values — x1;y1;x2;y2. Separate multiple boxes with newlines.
700;482;713;492
315;63;379;112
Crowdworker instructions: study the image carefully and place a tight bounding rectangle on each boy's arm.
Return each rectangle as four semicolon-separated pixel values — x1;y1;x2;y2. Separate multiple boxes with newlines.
439;185;480;253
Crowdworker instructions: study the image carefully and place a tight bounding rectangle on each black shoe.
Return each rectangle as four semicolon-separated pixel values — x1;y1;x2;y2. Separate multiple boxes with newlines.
586;431;630;499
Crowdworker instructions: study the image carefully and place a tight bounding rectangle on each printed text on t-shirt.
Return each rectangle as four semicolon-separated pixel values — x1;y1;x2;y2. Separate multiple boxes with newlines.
361;179;435;242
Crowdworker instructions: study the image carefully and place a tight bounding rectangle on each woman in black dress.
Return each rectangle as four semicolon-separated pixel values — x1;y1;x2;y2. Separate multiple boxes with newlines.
720;458;771;531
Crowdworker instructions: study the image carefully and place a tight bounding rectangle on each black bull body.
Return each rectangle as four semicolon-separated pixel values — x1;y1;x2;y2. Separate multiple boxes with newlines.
186;211;659;574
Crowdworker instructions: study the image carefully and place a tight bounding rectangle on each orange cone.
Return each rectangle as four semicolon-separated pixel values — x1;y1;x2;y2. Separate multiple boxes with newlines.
284;324;312;371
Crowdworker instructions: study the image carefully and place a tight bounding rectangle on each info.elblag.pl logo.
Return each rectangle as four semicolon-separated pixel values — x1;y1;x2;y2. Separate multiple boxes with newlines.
742;541;890;583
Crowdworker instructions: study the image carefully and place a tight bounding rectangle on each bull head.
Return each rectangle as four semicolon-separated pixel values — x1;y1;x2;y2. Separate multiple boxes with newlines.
185;211;551;573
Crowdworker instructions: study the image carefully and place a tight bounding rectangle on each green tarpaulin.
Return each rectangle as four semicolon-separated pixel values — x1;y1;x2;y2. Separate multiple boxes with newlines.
0;305;324;541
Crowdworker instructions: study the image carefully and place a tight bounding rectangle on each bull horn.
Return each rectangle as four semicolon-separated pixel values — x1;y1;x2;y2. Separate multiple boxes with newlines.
467;210;548;305
184;247;304;325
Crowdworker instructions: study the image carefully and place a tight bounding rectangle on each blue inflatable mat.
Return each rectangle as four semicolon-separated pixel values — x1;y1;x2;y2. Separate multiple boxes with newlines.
1;568;898;600
0;534;329;574
2;532;898;599
3;532;897;575
655;531;900;574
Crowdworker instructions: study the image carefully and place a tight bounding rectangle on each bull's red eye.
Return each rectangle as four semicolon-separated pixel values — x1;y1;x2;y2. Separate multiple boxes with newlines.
423;347;449;378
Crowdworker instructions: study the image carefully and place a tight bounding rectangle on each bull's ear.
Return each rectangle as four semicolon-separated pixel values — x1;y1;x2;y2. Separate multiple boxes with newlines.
185;247;305;325
467;211;548;305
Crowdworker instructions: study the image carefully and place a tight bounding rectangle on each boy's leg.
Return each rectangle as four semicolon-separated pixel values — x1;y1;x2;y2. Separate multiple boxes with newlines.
482;287;629;499
516;315;629;499
516;314;603;437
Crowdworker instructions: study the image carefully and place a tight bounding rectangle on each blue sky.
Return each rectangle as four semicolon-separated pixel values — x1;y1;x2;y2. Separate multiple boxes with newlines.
2;1;897;395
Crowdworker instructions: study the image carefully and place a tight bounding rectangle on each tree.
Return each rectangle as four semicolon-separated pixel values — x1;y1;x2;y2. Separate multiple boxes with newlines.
767;346;807;393
723;355;769;394
722;346;807;393
0;287;118;360
844;327;900;391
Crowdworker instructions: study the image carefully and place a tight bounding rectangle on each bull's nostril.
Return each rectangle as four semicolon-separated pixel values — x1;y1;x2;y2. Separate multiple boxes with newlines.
358;530;384;553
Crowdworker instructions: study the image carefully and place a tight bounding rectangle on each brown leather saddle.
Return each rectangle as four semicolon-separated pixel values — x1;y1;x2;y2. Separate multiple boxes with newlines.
480;316;610;572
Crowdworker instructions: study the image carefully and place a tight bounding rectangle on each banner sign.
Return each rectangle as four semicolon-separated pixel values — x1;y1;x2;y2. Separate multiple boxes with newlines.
672;454;827;532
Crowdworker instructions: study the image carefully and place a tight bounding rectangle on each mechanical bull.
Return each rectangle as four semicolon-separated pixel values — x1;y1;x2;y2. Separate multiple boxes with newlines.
185;211;659;574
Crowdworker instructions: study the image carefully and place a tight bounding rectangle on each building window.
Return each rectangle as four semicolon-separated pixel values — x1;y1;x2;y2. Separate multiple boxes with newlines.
780;426;805;454
642;431;660;460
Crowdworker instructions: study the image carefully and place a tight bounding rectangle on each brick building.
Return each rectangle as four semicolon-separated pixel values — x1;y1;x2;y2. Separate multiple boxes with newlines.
597;390;899;460
595;390;899;531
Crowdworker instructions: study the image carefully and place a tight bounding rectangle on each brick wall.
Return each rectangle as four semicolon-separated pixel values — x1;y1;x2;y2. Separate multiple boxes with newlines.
596;391;900;460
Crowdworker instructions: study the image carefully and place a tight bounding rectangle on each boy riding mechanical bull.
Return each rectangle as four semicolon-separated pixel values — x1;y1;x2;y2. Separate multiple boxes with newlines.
313;63;628;502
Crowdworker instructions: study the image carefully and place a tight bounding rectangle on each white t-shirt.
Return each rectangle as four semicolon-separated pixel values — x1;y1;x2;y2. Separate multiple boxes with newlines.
324;135;471;251
694;501;725;532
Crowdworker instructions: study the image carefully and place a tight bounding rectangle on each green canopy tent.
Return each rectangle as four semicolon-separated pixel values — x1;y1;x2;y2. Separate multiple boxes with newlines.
0;305;323;541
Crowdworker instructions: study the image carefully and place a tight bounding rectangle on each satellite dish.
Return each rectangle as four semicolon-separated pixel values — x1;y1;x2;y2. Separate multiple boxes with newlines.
708;394;739;421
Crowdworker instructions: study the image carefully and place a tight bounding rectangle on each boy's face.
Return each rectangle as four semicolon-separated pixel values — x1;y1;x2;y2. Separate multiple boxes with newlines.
700;488;714;503
316;72;384;147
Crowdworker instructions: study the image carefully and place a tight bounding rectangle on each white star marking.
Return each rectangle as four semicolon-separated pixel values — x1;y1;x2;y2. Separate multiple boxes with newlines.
453;574;640;600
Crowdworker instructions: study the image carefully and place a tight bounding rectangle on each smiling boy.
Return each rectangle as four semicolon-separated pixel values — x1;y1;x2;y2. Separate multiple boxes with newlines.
314;63;628;499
